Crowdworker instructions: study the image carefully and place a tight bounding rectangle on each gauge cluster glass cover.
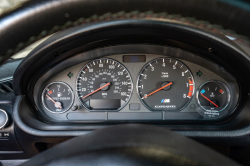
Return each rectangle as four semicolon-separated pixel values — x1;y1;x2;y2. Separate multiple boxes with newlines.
36;53;238;122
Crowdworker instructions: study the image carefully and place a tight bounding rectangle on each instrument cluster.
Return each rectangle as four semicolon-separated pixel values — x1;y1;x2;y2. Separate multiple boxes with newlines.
33;46;239;123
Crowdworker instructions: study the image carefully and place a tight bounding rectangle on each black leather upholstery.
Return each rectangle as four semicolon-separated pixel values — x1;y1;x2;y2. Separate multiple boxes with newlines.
0;0;250;65
21;124;240;166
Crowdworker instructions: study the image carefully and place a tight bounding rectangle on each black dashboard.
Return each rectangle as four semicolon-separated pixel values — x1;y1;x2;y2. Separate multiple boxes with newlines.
32;45;239;123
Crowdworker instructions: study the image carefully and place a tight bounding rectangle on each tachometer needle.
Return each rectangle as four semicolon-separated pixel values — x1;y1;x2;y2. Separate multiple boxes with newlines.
82;82;111;99
46;95;62;109
200;93;219;107
142;82;172;99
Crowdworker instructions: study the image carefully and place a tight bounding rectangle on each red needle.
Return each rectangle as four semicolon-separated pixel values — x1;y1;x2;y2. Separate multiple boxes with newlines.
46;95;62;109
82;82;111;99
200;93;219;107
142;82;173;99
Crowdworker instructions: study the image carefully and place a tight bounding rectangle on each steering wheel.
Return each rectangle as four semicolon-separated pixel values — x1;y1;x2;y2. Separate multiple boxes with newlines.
22;124;240;166
0;0;248;165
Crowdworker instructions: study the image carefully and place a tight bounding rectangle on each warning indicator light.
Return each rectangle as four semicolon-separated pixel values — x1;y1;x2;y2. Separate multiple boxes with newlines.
197;70;203;77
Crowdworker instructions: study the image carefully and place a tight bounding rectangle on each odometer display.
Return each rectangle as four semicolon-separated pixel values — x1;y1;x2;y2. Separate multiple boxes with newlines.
76;58;133;111
137;58;194;111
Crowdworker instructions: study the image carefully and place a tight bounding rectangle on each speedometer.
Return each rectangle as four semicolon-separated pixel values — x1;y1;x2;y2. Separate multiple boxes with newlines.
137;58;194;111
76;58;133;111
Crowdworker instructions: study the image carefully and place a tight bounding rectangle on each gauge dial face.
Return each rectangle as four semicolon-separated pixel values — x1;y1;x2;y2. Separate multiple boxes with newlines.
42;82;74;113
137;58;194;111
76;58;133;111
197;80;230;112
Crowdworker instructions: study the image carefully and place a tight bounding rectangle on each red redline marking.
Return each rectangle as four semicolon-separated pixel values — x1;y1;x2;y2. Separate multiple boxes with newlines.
142;82;172;99
189;79;193;84
200;93;219;107
82;82;111;99
46;95;62;109
189;85;193;92
188;79;193;97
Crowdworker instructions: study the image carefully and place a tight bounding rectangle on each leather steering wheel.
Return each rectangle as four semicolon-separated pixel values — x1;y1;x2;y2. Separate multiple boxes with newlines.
0;0;248;165
0;0;250;64
22;124;240;166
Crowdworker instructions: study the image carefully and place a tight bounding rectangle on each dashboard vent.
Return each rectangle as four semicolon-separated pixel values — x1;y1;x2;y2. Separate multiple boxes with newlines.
0;79;13;93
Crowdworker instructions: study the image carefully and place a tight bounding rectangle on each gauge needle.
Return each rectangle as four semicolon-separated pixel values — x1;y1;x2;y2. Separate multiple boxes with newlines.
82;82;111;99
200;93;219;107
46;95;62;109
142;82;173;99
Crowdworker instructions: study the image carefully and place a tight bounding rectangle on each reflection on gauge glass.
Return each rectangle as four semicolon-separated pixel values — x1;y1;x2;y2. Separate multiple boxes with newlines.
197;80;230;112
137;58;194;111
76;58;133;111
42;82;74;113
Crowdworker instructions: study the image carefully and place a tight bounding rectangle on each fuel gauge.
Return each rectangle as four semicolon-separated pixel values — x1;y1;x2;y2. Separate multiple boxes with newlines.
197;80;230;112
42;82;74;113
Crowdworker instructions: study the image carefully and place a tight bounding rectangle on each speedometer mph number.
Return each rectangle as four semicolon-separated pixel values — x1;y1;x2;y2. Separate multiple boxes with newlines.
137;58;194;111
76;58;133;111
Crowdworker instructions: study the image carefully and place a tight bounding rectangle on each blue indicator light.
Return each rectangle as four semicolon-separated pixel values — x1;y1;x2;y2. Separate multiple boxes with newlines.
201;89;205;94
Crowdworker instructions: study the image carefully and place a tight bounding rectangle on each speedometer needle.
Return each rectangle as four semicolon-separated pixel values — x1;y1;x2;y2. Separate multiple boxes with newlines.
142;82;172;99
200;93;219;107
46;95;62;109
82;82;111;99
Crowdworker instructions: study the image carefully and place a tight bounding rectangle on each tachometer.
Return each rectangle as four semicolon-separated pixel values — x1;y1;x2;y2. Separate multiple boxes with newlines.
76;58;133;111
137;58;194;111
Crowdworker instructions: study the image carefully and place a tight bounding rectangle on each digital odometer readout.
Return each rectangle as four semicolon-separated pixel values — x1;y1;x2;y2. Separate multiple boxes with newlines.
76;58;133;111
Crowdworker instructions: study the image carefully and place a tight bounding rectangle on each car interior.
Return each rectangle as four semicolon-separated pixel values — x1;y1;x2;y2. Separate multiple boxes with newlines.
1;0;250;165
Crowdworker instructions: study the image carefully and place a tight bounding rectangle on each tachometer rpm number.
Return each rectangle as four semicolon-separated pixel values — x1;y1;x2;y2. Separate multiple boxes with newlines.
76;58;133;111
137;58;194;111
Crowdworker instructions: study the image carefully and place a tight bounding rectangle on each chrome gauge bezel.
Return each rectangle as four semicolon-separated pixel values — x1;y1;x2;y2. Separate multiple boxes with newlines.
41;82;75;114
76;58;134;111
0;109;8;129
136;57;195;111
196;80;231;112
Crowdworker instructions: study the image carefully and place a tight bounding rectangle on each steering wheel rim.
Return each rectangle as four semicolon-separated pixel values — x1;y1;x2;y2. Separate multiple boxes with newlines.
0;0;250;65
21;124;241;166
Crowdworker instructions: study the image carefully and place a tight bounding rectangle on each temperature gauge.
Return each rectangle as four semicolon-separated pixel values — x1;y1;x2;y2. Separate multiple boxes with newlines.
42;82;74;113
197;80;230;112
